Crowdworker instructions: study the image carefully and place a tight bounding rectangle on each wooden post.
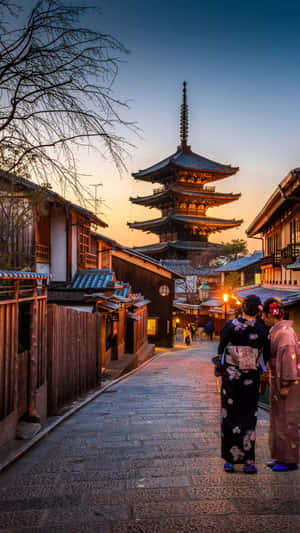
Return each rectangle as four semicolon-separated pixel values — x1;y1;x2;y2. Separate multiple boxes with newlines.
13;280;19;412
100;313;106;368
28;279;39;420
96;313;102;386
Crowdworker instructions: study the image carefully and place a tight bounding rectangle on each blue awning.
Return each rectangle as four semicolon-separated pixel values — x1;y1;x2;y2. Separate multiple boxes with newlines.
0;270;48;279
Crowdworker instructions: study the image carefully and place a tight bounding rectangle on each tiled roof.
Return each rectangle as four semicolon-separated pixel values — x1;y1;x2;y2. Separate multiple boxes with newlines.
130;188;241;205
0;270;48;279
161;259;203;276
114;284;130;298
200;298;223;307
133;149;238;178
217;252;262;272
129;214;242;230
169;241;221;251
196;267;221;277
0;171;107;227
132;241;220;254
235;285;300;306
69;269;115;290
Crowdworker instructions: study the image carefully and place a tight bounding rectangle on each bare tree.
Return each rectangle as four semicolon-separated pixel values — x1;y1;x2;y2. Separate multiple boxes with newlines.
0;0;134;199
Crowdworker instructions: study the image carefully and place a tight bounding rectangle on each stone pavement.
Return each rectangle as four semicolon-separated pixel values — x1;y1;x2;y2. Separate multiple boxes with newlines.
1;342;300;532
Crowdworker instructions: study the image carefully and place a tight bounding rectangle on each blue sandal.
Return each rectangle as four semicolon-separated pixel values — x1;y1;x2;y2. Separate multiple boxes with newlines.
272;463;298;472
224;462;234;473
267;460;277;468
243;464;257;474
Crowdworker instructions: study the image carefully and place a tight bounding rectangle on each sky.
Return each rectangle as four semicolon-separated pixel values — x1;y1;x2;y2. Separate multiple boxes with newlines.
25;1;300;251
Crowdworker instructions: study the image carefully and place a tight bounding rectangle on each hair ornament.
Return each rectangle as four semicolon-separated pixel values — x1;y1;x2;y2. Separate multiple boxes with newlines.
258;305;263;312
269;301;281;316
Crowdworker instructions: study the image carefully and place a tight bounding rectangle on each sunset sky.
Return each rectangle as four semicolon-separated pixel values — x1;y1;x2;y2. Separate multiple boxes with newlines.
39;1;300;251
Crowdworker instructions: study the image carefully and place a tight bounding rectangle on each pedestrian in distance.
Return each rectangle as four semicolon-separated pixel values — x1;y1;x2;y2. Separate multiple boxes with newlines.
205;317;214;340
214;295;269;474
262;297;300;472
184;325;192;345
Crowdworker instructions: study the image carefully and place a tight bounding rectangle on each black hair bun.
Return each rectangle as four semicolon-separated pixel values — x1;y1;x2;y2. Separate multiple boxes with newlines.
242;294;262;317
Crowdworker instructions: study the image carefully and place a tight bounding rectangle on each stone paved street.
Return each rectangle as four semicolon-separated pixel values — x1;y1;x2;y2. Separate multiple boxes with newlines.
1;342;300;532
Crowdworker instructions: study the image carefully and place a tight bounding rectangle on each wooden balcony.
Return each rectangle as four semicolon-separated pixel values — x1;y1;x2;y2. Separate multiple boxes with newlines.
281;243;300;265
261;252;281;267
35;243;50;264
169;208;206;217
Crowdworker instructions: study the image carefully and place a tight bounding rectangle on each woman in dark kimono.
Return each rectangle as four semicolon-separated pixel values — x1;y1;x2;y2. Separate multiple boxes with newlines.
217;295;269;474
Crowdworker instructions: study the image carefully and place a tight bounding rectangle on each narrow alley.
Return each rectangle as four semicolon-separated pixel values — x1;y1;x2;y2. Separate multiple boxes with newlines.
0;342;299;532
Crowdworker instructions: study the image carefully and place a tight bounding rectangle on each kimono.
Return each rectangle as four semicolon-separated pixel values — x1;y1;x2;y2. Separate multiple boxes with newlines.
268;320;300;464
218;316;269;464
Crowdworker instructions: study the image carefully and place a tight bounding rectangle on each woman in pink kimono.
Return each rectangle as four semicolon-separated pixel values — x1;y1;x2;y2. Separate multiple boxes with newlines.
262;297;300;472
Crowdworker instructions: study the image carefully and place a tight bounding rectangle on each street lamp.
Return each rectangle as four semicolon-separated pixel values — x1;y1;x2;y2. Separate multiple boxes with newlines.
198;280;210;302
222;292;229;320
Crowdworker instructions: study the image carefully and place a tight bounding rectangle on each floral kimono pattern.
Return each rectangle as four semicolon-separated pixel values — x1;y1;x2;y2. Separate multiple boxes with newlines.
268;321;300;464
218;316;269;464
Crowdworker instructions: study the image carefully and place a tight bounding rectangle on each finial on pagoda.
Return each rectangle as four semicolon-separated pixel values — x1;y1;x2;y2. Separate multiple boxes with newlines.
180;81;190;152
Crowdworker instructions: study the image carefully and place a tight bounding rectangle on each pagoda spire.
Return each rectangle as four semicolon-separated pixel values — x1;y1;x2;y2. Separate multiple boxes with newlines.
180;81;189;152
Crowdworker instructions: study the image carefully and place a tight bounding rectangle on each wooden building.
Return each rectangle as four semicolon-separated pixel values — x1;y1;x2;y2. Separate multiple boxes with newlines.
0;171;107;279
128;82;242;260
112;247;179;348
243;167;300;335
0;271;48;448
217;252;263;288
247;168;300;287
90;234;180;347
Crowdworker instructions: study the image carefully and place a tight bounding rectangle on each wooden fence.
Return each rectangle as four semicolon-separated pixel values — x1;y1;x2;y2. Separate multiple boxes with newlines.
0;302;18;421
47;304;102;415
133;305;148;354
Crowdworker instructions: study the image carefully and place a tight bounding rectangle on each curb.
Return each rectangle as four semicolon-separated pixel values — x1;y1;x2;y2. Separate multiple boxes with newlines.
0;349;172;474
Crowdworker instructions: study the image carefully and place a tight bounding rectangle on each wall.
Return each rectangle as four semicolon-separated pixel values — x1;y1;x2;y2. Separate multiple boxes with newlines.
112;255;174;347
36;263;50;277
50;207;67;281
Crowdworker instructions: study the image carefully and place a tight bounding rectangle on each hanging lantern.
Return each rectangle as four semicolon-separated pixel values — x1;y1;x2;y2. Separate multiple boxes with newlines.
198;280;210;302
159;284;170;296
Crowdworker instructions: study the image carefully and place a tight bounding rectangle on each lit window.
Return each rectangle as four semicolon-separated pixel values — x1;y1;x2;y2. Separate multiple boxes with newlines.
147;318;158;336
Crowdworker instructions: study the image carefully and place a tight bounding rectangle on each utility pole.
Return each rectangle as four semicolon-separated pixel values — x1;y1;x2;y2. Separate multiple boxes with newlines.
89;183;103;216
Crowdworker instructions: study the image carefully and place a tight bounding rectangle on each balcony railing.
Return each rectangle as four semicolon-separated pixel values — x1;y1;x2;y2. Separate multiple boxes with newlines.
153;186;166;195
261;252;281;267
203;186;216;193
169;208;206;217
281;243;300;264
35;243;50;264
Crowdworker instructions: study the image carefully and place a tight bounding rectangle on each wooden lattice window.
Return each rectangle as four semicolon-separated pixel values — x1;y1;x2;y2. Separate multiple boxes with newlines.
79;224;90;268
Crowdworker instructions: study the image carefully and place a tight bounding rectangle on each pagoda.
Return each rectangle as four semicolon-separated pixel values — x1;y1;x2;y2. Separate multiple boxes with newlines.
128;82;242;259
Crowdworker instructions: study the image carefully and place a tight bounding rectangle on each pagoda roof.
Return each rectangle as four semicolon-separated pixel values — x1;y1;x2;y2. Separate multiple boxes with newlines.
132;241;217;255
128;214;242;233
130;186;241;206
132;149;239;182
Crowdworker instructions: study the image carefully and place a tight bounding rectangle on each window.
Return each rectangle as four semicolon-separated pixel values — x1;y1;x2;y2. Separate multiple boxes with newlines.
78;224;90;267
147;318;158;336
